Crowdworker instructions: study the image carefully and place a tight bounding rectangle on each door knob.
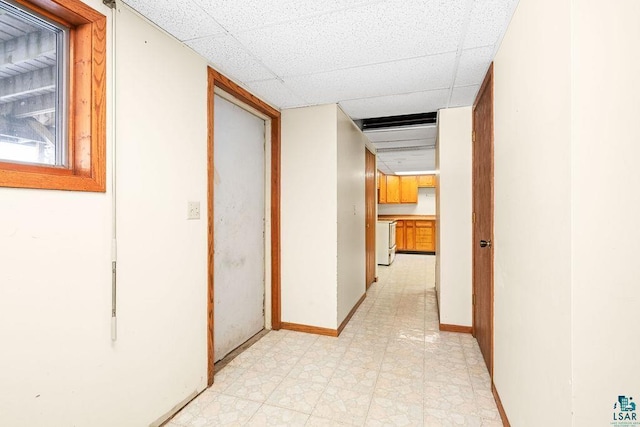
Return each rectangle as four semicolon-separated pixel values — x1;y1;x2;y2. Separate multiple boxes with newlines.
479;239;492;248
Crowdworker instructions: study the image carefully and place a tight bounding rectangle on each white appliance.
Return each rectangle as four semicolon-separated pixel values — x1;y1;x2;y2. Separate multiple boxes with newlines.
377;220;397;266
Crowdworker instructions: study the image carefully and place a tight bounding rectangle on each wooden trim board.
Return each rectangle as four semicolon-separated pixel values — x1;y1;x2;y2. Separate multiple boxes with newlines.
207;67;282;386
281;322;338;337
439;324;473;334
338;293;366;335
281;293;366;338
492;382;511;427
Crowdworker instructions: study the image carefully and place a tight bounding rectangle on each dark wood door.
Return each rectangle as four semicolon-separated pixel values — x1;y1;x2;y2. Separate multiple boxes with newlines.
472;64;495;376
365;148;376;288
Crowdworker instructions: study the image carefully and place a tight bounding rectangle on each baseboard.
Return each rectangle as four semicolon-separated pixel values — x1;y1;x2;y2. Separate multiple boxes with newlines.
154;388;201;426
281;293;366;338
337;293;366;335
492;382;511;427
439;323;473;333
396;250;436;255
280;322;338;337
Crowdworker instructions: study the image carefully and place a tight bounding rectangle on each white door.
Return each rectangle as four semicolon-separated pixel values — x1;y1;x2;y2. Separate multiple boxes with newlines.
214;94;265;362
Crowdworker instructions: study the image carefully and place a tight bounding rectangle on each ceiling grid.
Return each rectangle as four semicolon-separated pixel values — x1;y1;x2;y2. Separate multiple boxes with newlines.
121;0;520;173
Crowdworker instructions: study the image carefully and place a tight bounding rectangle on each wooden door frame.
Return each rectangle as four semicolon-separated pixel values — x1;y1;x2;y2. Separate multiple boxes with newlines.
472;63;495;376
365;147;376;289
207;68;281;386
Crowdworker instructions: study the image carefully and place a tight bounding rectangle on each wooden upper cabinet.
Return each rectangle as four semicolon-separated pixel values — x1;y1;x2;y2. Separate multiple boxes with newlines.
417;175;437;188
378;171;387;203
386;175;401;203
378;173;430;204
400;176;418;203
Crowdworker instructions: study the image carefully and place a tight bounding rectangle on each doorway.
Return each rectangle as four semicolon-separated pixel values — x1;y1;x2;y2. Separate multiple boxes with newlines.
207;68;282;386
365;148;376;288
472;63;495;376
213;94;265;362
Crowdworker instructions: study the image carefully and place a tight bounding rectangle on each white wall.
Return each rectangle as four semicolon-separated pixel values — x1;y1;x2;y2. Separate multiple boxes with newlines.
492;0;573;424
377;187;436;215
0;4;209;426
336;107;366;325
436;107;472;327
281;104;338;329
571;0;640;423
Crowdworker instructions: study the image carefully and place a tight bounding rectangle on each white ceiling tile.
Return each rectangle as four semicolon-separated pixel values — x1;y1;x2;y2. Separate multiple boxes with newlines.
449;85;480;108
364;127;437;143
237;0;467;76
192;0;378;33
379;148;436;172
374;139;435;149
282;52;456;105
187;35;276;82
463;0;520;49
378;164;394;174
340;89;450;120
245;79;307;109
455;46;494;86
122;0;225;41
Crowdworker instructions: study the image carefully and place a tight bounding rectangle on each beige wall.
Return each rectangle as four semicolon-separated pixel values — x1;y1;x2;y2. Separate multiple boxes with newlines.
336;107;367;324
436;107;472;327
571;0;640;423
281;104;339;329
0;3;209;426
492;0;573;424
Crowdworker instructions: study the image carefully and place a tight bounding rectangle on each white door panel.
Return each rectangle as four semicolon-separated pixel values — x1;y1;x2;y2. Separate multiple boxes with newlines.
214;95;265;362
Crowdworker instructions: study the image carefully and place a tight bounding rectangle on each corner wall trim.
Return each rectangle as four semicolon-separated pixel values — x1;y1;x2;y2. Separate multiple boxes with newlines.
439;323;473;333
492;382;511;427
281;322;338;337
338;293;366;335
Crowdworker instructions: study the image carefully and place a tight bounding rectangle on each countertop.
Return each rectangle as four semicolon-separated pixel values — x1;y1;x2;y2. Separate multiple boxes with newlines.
378;215;436;221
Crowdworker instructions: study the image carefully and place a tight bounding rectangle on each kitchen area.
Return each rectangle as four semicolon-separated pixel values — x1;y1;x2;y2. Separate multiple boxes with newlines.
376;172;437;266
358;114;438;268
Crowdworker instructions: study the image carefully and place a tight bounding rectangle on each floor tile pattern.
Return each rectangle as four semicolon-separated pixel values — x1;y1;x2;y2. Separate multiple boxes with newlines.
167;254;501;426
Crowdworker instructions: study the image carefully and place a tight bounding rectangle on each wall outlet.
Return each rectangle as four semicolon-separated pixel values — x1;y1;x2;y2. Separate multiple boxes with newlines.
187;201;200;220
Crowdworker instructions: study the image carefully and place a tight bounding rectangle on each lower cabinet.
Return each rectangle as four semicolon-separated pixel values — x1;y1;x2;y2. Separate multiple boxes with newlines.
395;219;436;253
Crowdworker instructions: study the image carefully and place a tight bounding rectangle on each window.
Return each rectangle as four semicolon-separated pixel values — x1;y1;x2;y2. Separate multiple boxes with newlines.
0;0;106;192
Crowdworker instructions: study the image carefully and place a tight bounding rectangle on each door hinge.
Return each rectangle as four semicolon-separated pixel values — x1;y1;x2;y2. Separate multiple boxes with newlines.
473;294;476;305
472;131;476;142
472;212;476;224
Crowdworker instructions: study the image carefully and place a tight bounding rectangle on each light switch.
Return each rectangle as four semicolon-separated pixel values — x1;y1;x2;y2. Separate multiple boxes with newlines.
187;201;200;220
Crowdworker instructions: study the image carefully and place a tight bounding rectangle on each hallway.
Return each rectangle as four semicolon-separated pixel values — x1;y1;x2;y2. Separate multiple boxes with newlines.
167;255;501;426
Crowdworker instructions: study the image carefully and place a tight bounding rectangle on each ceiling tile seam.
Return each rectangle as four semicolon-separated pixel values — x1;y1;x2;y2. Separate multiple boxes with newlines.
181;32;228;43
118;2;203;44
226;0;389;37
372;140;436;145
489;1;521;63
452;83;482;89
450;45;497;88
182;0;230;41
453;2;520;91
336;86;451;105
445;0;475;108
225;33;289;86
273;50;460;81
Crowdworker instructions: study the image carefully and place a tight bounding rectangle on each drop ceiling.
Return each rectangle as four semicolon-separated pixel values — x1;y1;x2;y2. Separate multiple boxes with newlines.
120;0;519;173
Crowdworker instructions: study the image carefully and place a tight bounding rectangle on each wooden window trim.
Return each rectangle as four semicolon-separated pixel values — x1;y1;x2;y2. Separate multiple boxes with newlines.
0;0;107;192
